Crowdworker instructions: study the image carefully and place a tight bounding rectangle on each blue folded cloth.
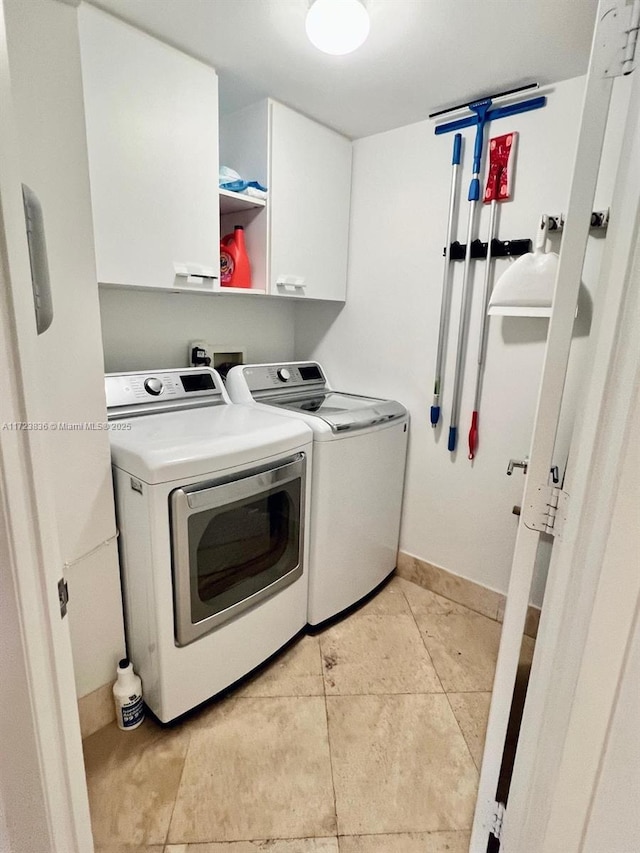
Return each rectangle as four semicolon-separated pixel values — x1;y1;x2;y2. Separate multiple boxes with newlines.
219;179;268;193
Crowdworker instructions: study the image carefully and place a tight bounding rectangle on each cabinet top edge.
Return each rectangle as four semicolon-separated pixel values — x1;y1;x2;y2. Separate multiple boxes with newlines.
220;96;352;142
80;2;218;77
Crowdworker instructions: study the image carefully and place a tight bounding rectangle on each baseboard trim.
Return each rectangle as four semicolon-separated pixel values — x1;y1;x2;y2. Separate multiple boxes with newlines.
78;681;114;740
397;551;540;639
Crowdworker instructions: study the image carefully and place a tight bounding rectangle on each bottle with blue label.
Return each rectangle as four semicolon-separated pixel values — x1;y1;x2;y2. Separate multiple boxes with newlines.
113;658;145;731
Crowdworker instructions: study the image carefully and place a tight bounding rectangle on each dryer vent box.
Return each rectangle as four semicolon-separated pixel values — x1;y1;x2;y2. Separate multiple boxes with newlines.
212;346;246;379
189;340;246;379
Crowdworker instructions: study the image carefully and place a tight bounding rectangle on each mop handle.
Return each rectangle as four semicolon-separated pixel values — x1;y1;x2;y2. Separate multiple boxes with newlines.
477;201;498;368
431;133;462;427
469;101;491;190
448;202;475;452
468;201;497;460
448;103;490;452
468;132;516;460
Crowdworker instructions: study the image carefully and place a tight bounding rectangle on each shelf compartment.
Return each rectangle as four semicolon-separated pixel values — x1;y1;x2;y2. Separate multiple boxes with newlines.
219;188;267;215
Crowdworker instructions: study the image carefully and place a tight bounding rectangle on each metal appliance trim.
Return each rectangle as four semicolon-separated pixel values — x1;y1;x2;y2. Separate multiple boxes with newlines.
170;453;306;646
105;367;226;419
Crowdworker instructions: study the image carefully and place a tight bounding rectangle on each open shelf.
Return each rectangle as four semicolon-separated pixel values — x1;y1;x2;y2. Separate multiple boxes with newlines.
217;286;267;295
219;188;267;215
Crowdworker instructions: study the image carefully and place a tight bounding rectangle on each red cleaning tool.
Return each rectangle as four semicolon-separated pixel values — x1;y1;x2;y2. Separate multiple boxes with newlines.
468;132;517;460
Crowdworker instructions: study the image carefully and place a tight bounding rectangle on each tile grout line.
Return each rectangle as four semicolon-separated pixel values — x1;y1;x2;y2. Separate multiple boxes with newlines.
445;695;487;773
319;629;341;848
398;577;482;776
397;579;448;696
323;689;448;696
162;725;194;849
337;828;473;841
443;688;494;694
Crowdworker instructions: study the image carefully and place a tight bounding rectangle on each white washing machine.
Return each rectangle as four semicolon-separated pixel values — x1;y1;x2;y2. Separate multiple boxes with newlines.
106;367;313;723
226;361;409;626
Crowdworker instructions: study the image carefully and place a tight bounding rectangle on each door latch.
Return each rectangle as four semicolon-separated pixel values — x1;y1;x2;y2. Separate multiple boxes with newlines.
507;457;528;476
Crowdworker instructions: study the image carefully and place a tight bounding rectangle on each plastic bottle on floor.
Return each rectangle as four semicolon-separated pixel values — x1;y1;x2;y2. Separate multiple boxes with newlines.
113;658;145;731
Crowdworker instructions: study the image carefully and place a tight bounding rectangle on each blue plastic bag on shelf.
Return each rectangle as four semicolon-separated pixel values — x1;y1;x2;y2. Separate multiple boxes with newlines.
219;165;267;195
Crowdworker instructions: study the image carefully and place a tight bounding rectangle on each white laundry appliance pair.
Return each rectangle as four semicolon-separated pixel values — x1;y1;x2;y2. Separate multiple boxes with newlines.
106;362;408;723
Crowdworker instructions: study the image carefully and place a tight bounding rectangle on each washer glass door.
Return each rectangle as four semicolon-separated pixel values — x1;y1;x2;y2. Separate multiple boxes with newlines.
171;454;305;645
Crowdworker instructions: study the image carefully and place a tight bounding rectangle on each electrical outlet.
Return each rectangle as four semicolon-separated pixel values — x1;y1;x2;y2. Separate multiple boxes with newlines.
189;340;214;367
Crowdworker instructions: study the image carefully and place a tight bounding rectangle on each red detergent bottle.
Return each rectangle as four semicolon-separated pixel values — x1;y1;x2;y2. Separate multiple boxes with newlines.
220;225;252;288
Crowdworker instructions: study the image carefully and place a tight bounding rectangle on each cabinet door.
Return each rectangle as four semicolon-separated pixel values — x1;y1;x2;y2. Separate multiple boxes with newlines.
79;5;219;291
269;101;352;301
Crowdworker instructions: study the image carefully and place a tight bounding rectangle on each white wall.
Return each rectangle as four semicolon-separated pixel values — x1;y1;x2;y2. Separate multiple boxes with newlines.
99;288;295;372
295;75;631;605
539;364;640;851
583;608;640;852
4;0;126;698
580;244;640;853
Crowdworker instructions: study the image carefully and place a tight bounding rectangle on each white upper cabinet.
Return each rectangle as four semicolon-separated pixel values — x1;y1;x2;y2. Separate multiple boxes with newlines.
269;101;352;301
220;99;352;302
78;5;219;292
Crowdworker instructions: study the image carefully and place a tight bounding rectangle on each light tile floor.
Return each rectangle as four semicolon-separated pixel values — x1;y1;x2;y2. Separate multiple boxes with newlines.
84;577;534;853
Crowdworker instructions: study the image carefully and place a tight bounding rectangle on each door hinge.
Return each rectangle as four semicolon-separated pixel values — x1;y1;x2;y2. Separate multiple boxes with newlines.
603;0;640;77
489;801;506;841
523;485;570;539
58;577;69;619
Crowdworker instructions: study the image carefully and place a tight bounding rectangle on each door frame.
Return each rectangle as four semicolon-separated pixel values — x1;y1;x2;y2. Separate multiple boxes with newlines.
471;1;640;848
471;1;621;845
0;1;93;849
502;61;640;850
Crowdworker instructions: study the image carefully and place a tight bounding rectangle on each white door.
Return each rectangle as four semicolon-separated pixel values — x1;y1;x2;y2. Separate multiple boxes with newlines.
0;2;93;850
470;2;638;849
269;100;352;301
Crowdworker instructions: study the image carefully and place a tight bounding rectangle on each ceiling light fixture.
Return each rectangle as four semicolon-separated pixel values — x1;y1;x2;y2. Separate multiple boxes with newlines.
305;0;370;56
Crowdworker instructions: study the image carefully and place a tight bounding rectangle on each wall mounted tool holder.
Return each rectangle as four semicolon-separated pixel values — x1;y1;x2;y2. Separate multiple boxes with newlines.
546;208;610;232
444;238;532;260
443;207;610;259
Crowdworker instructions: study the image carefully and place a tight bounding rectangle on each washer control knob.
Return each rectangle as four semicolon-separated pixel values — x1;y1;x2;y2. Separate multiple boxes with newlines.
277;368;291;382
144;377;163;396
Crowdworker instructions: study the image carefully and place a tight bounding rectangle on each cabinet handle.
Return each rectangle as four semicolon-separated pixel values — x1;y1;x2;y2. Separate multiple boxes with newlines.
174;262;217;287
22;185;54;335
276;275;306;293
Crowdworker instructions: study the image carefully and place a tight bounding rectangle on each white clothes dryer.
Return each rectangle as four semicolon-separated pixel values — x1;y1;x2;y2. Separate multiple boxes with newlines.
226;361;408;626
106;367;313;722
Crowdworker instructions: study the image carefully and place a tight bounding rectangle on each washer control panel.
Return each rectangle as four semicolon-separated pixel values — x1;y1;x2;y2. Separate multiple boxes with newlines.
242;362;326;394
144;377;164;396
105;368;225;415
